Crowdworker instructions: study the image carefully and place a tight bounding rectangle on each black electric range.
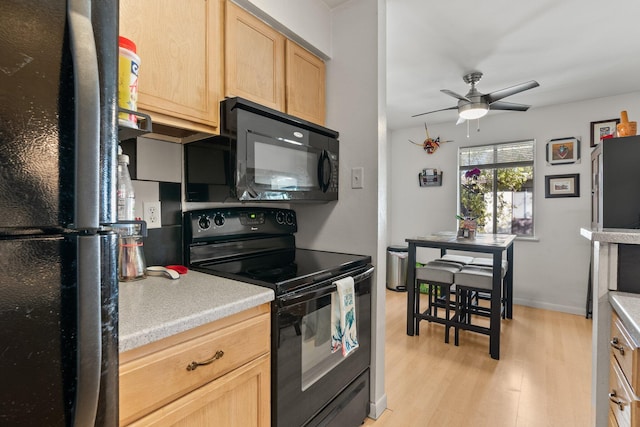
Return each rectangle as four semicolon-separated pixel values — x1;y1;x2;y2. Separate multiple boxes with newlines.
184;207;374;427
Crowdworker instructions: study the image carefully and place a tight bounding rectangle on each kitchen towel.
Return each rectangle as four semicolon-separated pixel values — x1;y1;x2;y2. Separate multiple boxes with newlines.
330;276;358;357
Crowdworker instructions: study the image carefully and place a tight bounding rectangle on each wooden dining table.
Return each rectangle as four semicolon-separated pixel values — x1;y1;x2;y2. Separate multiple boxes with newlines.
405;231;516;360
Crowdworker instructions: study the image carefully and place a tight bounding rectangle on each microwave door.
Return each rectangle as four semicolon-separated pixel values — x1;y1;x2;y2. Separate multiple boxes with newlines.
245;133;322;199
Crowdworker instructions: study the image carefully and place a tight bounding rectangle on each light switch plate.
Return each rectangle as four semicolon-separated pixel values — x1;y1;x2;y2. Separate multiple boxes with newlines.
351;167;364;189
143;201;162;229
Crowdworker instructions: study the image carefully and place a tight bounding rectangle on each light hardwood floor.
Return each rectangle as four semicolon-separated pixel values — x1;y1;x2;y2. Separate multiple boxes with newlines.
363;289;592;427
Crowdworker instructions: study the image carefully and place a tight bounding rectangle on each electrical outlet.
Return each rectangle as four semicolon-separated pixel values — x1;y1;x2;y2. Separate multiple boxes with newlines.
143;201;162;229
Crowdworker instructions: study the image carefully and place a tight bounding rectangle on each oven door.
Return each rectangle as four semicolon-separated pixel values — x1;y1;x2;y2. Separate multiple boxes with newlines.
274;266;373;427
240;130;338;201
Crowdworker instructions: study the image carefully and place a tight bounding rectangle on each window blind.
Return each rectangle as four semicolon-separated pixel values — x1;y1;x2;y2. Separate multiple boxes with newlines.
459;140;534;169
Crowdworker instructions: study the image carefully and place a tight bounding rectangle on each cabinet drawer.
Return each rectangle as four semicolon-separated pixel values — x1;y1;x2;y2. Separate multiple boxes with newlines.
128;354;270;427
611;312;640;394
120;311;270;425
609;356;640;427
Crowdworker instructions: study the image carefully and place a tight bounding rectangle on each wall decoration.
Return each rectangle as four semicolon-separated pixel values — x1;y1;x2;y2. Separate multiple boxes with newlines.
418;168;442;186
546;137;580;165
545;173;580;198
590;119;619;147
408;123;452;154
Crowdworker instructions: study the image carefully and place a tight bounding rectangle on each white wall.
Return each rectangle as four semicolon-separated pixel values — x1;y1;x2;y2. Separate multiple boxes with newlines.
390;92;640;315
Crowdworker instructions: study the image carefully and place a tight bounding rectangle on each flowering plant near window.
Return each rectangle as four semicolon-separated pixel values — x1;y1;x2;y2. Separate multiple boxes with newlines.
460;168;489;229
464;168;481;180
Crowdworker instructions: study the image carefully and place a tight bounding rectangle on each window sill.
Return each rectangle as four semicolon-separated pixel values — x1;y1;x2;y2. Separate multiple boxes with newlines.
515;235;539;242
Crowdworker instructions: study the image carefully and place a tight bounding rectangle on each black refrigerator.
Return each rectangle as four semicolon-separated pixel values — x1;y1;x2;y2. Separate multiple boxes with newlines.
0;0;119;425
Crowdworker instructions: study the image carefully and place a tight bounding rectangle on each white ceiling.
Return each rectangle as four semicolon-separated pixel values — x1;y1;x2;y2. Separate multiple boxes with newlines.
324;0;640;130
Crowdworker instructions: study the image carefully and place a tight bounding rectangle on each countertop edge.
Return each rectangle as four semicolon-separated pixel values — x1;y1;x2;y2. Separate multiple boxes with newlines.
581;227;640;244
609;292;640;346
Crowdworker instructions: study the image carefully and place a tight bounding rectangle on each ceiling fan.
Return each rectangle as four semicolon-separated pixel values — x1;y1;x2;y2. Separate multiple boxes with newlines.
412;72;540;123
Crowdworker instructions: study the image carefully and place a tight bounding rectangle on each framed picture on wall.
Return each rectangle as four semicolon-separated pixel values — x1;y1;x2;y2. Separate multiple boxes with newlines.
590;119;619;147
545;174;580;198
546;137;580;165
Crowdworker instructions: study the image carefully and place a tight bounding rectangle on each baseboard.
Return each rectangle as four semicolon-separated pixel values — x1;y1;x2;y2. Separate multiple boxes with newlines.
513;297;586;316
368;393;388;420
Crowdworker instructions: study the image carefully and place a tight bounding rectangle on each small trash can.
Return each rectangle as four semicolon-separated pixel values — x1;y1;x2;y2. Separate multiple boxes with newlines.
386;245;408;291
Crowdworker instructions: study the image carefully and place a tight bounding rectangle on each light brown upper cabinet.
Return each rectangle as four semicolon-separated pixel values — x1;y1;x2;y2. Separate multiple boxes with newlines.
225;2;327;126
225;1;285;112
285;40;326;125
120;0;223;134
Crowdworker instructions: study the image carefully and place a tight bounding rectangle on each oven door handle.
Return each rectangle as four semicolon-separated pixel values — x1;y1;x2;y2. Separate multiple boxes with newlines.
279;266;374;308
352;266;375;283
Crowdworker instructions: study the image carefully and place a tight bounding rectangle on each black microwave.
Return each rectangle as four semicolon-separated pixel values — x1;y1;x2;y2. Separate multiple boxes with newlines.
185;97;339;203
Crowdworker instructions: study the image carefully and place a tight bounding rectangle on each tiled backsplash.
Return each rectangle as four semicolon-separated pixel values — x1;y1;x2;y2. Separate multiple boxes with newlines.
120;137;183;267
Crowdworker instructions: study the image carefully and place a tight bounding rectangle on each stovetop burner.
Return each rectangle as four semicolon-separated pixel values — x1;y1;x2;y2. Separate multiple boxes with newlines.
245;263;298;281
184;207;371;295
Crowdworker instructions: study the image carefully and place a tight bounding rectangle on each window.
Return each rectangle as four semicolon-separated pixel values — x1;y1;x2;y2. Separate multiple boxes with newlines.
459;140;535;236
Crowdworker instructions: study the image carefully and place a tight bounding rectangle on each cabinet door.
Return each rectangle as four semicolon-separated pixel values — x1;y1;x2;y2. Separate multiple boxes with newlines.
285;40;326;125
610;408;620;427
225;1;285;111
120;0;222;133
128;354;270;427
119;309;270;425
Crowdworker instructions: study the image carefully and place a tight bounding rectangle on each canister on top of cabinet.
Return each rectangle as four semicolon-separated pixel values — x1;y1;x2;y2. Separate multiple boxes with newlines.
118;36;141;127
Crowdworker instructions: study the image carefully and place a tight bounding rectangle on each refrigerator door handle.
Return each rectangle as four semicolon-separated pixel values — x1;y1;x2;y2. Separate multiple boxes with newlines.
75;236;102;426
68;0;100;231
68;0;103;422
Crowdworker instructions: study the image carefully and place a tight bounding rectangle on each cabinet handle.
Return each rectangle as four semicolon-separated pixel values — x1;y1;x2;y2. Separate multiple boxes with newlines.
609;390;627;411
611;337;625;355
186;350;224;371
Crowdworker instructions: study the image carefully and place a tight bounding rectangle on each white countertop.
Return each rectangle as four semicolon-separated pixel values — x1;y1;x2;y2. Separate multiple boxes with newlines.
119;270;274;353
610;292;640;346
580;227;640;244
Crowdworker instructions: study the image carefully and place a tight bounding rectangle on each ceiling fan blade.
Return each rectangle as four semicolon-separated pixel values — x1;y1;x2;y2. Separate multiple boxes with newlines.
411;106;458;118
441;89;470;102
484;80;539;104
489;101;532;112
456;116;466;125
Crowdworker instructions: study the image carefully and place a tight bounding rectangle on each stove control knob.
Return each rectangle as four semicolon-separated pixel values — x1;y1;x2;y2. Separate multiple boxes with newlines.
198;215;211;230
276;211;286;224
213;213;225;227
285;212;295;226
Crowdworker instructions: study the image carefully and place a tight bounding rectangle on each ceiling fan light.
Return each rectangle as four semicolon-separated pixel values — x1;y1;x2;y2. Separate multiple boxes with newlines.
459;104;489;120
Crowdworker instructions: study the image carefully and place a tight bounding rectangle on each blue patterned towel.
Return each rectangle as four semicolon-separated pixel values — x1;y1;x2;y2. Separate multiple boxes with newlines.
330;276;358;356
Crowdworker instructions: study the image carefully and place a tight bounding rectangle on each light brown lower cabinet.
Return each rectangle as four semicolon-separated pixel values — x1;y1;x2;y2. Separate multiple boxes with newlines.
119;304;271;426
609;311;640;427
612;407;621;427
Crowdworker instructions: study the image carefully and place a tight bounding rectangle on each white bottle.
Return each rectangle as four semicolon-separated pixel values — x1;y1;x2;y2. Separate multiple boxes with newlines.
117;145;135;223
